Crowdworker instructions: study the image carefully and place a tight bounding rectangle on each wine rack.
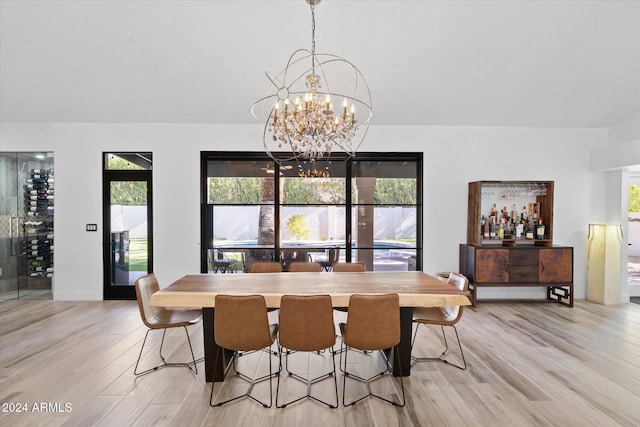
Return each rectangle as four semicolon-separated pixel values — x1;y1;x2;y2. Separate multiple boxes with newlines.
23;168;54;278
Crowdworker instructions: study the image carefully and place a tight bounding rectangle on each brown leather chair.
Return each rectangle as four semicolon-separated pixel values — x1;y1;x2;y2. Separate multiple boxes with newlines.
289;262;322;272
280;249;311;271
332;262;365;272
332;262;365;315
276;295;338;408
411;272;469;370
210;295;279;408
249;261;283;273
133;274;201;376
339;294;405;407
318;248;340;271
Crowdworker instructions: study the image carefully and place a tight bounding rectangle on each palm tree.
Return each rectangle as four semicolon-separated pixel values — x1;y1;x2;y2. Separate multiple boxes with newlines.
257;178;275;245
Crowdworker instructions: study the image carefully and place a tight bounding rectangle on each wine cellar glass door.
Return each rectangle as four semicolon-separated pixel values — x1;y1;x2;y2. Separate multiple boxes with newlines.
103;153;153;300
0;152;54;300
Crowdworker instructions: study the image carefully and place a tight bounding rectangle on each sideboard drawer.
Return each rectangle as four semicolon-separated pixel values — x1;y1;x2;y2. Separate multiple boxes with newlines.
510;250;539;266
509;265;539;283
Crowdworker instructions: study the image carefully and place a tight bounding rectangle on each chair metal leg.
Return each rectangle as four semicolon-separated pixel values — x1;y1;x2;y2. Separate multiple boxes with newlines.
210;346;274;408
341;343;405;407
134;326;199;376
411;324;467;370
275;345;338;409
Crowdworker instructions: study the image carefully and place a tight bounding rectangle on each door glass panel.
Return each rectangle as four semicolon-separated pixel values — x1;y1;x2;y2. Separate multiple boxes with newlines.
105;153;152;170
280;205;347;245
279;169;347;270
351;160;418;271
109;181;148;285
0;152;54;300
206;159;276;272
281;176;346;204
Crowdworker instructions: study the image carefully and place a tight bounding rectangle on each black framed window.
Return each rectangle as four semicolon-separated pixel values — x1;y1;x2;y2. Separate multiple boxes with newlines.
201;152;422;272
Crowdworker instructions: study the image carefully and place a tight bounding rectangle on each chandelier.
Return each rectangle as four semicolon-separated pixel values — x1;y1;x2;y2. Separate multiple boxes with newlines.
251;0;372;177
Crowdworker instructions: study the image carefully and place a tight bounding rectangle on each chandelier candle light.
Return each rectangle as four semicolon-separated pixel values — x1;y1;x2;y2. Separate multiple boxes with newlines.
252;0;372;177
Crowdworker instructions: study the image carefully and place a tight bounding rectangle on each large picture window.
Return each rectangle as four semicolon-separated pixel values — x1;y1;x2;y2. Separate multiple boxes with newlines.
201;152;422;273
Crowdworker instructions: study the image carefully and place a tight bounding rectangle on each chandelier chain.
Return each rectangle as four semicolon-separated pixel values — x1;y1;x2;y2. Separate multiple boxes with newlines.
310;3;316;75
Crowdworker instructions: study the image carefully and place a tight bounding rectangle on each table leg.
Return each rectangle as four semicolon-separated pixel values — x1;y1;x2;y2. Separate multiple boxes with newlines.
393;307;413;377
384;307;412;376
203;308;215;382
202;307;233;382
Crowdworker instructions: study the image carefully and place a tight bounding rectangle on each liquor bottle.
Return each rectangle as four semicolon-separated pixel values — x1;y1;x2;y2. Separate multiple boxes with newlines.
498;222;505;239
525;221;534;240
536;218;545;240
483;219;490;239
489;218;496;239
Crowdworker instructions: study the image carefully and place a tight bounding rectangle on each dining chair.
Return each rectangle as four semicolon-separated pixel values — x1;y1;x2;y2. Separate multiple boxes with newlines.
248;261;282;351
411;272;469;370
339;293;405;407
332;262;365;312
332;262;366;272
133;274;201;376
276;295;338;408
289;262;322;272
280;250;311;271
318;248;340;271
332;262;367;352
249;261;283;273
210;295;279;408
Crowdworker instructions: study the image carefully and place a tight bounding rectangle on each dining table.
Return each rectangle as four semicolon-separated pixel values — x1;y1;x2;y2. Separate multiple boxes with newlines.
149;271;471;382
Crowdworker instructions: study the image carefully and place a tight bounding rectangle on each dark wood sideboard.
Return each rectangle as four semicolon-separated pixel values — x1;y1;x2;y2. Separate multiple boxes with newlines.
459;244;573;307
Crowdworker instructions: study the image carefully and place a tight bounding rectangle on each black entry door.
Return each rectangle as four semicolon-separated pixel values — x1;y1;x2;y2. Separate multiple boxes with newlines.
103;170;153;299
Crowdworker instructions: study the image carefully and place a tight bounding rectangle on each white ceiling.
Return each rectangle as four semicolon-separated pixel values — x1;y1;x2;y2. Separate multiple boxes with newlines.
1;0;639;127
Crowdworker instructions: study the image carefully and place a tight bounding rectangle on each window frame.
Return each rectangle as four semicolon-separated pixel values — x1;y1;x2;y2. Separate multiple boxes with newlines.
200;151;422;272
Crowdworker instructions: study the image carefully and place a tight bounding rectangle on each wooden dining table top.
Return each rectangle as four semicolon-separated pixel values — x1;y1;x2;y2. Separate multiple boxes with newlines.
149;271;471;308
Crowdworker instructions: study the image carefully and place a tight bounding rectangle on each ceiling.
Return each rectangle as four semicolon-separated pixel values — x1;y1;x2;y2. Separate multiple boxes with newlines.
1;0;639;128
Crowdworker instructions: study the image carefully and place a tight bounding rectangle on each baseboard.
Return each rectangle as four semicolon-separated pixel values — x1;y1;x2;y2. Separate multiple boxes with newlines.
53;291;103;301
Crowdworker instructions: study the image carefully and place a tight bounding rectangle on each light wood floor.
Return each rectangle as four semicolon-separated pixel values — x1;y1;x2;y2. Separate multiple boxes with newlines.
1;299;640;427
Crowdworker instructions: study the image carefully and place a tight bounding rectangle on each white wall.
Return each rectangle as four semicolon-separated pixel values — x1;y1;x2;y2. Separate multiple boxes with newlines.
0;123;607;301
